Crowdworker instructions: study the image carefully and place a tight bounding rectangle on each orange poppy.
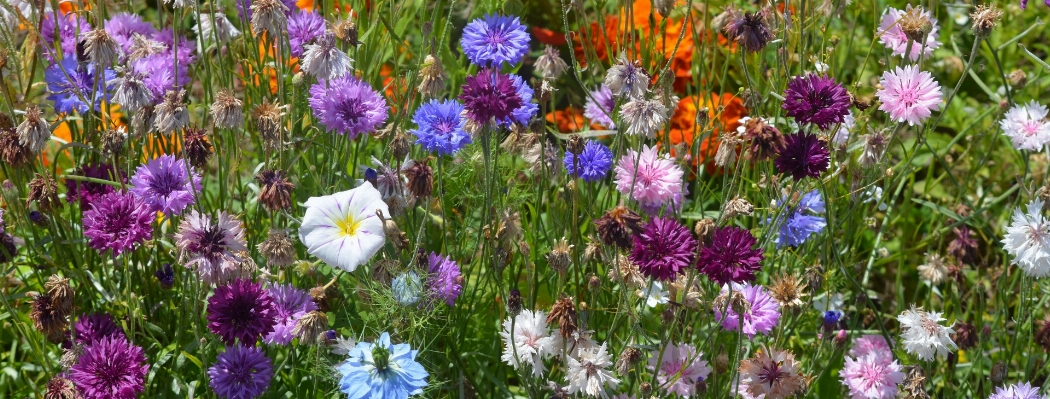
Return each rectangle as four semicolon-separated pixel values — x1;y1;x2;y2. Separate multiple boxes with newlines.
546;106;589;133
663;93;746;169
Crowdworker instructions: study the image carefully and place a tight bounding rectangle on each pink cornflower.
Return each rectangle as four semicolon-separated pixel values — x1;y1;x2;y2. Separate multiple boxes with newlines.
1001;101;1050;151
647;342;711;397
876;65;942;126
849;335;892;358
878;5;941;61
613;145;684;213
840;351;905;399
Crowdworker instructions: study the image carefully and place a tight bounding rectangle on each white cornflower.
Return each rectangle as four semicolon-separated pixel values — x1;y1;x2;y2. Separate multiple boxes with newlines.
1003;199;1050;277
301;34;354;81
194;13;241;51
550;329;598;360
897;306;956;361
917;253;950;284
110;71;154;113
564;342;619;398
500;309;555;378
605;53;649;99
1001;101;1050;151
298;182;389;272
330;335;357;369
620;97;669;137
832;111;856;145
637;281;669;308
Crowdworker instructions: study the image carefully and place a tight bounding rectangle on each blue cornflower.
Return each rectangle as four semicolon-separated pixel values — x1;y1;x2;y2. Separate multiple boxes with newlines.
337;332;429;399
411;99;471;156
44;58;115;114
460;14;530;67
774;190;826;248
392;272;422;306
564;140;613;182
496;74;538;128
823;310;841;327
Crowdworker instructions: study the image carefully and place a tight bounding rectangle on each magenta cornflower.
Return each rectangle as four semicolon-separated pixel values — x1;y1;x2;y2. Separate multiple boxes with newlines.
840;351;905;399
460;14;530;67
781;74;851;131
65;164;123;205
459;68;523;125
876;65;942;126
209;345;274;399
613;145;684;214
173;210;248;285
74;313;126;344
878;5;941;61
774;133;831;181
713;283;780;339
426;252;463;306
206;278;278;346
69;336;149;399
264;284;318;345
697;226;764;285
82;191;154;256
130;155;202;217
630;217;697;281
309;75;389;138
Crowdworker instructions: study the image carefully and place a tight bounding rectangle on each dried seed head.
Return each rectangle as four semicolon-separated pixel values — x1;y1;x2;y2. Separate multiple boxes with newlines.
506;289;522;316
694;218;716;246
255;169;295;211
594;206;643;249
28;173;62;212
332;17;360;46
17;105;50;153
1008;69;1027;89
724;197;754;218
378;211;409;250
744;117;785;161
250;0;289;36
713;289;750;316
59;342;84;369
917;253;950;285
418;54;447;99
131;105;156;134
182;128;214;168
1035;314;1050;352
100;127;128;158
292;310;329;345
253;101;285;150
953;321;978;351
309;285;331;312
902;365;929;399
969;5;1003;38
535;45;569;80
30;293;67;343
45;275;74;316
390;130;412;161
153;90;190;134
0;127;32;167
547;296;578;338
371;259;399;286
615;346;643;375
990;361;1007;386
768;273;807;309
859;128;888;167
566;134;586;156
82;28;119;66
44;375;81;399
898;7;932;43
608;256;647;289
546;238;573;274
211;89;244;129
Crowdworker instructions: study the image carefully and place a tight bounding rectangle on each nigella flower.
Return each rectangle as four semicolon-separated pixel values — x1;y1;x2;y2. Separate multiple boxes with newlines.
1001;100;1050;151
738;347;805;399
605;53;649;99
64;163;123;205
697;226;764;285
173;210;248;284
500;309;555;377
988;382;1049;399
301;33;354;80
897;306;957;361
209;345;274;399
564;140;613;183
630;217;697;281
41;12;92;61
841;351;905;399
583;85;617;128
426;252;462;306
460;14;530;67
287;9;326;57
775;133;830;181
299;182;389;272
207;278;278;346
563;343;619;397
613;145;684;213
44;58;115;115
496;74;538;128
411;99;471;155
1002;199;1050;277
459;68;524;125
647;342;711;397
878;5;941;61
876;65;943;126
264;284;318;345
723;7;773;53
104;13;157;56
74;313;126;344
308;75;388;138
82;191;154;256
130;155;202;217
69;336;149;399
714;283;780;339
337;332;429;399
773;190;827;248
392;271;423;306
781;74;851;130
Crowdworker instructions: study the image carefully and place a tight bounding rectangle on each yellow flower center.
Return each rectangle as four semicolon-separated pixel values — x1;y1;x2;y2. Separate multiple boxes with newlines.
335;214;362;237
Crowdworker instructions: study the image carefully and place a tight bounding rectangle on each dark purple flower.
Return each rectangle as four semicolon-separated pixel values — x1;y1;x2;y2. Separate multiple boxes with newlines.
460;14;531;67
206;278;277;346
69;336;149;399
308;75;389;138
209;345;273;399
74;313;126;344
697;226;764;285
104;13;157;56
459;68;523;125
426;252;463;306
264;284;317;345
948;226;979;265
496;74;538;128
630;217;698;281
130;155;202;216
41;12;92;61
65;164;124;205
774;133;830;181
782;74;851;130
155;264;175;289
82;191;154;256
45;58;115;114
723;8;772;53
287;9;325;58
131;54;191;104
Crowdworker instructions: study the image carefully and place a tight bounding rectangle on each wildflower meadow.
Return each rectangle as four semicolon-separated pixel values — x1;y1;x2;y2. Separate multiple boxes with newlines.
2;0;1050;398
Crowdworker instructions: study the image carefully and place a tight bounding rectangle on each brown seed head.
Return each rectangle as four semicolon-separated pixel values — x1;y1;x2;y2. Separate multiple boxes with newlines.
404;159;434;198
970;5;1003;38
594;206;643;249
292;310;329;345
258;229;296;267
45;275;74;316
28;173;62;212
256;170;296;211
547;296;579;338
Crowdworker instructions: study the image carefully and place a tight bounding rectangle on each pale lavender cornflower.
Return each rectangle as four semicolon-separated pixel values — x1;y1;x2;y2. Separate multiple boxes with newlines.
584;85;617;128
1001;101;1050;151
647;342;711;397
620;97;670;137
130;155;202;217
876;65;942;126
301;33;353;80
264;284;318;345
308;75;388;138
714;283;780;339
988;382;1050;399
840;351;905;399
173;210;248;284
613;145;684;213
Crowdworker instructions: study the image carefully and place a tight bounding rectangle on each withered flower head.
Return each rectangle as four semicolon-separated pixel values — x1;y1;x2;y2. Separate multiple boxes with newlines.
0;127;33;167
898;7;932;43
1008;70;1027;89
100;127;128;158
546;237;573;274
418;54;447;99
805;264;825;292
404;159;434;198
1035;314;1050;352
535;45;569;80
44;376;81;399
60;342;84;369
947;226;978;265
901;365;929;399
859;128;889;167
128;34;166;62
17;104;50;153
81;28;119;66
506;288;522;316
153;90;189;134
292;310;329;345
332;17;360;46
990;361;1007;387
694;218;716;246
724;197;754;218
768;273;807;309
547;296;578;338
608;256;647;289
28;173;62;212
30;293;68;343
744;117;785;161
713;289;750;316
183;128;214;168
45;275;74;316
211;89;244;129
970;5;1003;38
390;129;412;161
615;346;643;375
258;229;296;267
566;134;585;156
0;232;17;263
131;105;155;134
723;7;773;53
953;321;978;351
255;170;295;211
253;101;285;150
594;206;643;249
250;0;289;36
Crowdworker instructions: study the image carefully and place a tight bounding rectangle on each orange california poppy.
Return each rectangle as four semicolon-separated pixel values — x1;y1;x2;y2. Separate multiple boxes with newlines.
546;106;589;133
664;93;746;169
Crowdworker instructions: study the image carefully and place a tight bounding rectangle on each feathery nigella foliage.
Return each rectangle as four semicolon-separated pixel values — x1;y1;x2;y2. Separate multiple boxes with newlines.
4;1;1048;398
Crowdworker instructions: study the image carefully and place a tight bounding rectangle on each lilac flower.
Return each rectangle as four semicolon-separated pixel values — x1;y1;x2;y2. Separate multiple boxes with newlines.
44;58;115;114
459;68;523;125
209;345;274;399
988;382;1049;399
69;336;149;399
264;284;318;345
207;278;278;346
850;335;892;358
714;283;781;339
782;74;851;130
613;145;684;213
152;28;197;65
584;85;617;128
774;190;827;248
630;217;697;281
131;54;192;103
564;140;613;182
130;155;202;217
64;164;124;205
460;14;531;67
841;351;904;399
308;75;389;138
496;74;538;128
287;9;325;57
105;13;157;55
41;12;92;61
697;226;764;285
74;313;126;344
774;133;831;181
878;5;941;61
174;210;248;285
426;252;463;306
411;99;471;155
82;192;154;256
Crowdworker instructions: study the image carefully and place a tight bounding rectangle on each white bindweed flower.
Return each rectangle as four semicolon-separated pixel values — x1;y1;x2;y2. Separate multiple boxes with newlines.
637;281;669;308
1000;101;1050;151
500;309;555;378
564;342;619;398
896;306;956;361
1003;199;1050;277
298;182;389;272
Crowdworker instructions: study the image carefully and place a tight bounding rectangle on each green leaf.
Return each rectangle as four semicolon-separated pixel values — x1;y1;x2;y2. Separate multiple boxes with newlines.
180;351;203;370
910;198;961;221
503;0;524;15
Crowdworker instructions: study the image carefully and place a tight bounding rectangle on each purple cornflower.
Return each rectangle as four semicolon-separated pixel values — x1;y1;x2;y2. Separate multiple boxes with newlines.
82;192;154;256
287;9;325;57
69;336;148;399
714;283;781;339
264;284;318;345
460;14;531;67
152;28;197;65
988;382;1048;399
130;155;202;217
426;252;463;306
496;74;539;128
308;75;389;138
774;133;831;181
697;226;764;285
411;99;471;155
155;264;175;289
45;58;115;114
173;210;248;285
584;85;617;128
74;313;126;344
774;190;827;248
131;54;192;104
564;140;613;182
209;345;274;399
782;74;851;131
105;13;157;56
723;8;773;53
41;12;92;61
630;217;698;281
65;164;124;205
459;68;523;125
207;278;278;346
